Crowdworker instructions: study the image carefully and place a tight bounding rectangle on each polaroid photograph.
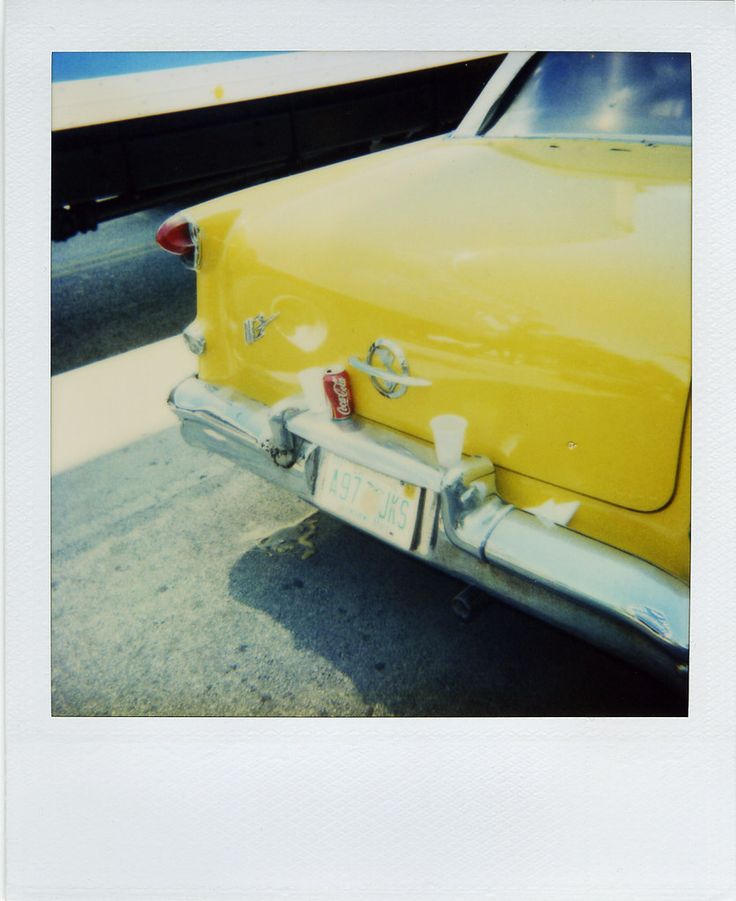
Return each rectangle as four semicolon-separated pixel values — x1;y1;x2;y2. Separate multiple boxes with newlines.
5;1;736;898
50;47;690;719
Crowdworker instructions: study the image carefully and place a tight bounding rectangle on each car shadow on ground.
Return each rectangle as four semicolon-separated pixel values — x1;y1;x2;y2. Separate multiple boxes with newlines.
229;513;686;717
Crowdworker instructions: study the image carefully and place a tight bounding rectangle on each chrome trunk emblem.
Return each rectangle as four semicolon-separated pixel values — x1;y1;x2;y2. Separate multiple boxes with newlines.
368;339;410;398
244;312;279;344
348;338;431;399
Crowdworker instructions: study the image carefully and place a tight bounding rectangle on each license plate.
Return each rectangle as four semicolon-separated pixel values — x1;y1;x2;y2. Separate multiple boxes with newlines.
314;452;422;551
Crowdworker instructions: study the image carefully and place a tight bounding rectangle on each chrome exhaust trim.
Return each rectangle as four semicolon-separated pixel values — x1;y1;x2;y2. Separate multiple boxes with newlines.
169;376;689;690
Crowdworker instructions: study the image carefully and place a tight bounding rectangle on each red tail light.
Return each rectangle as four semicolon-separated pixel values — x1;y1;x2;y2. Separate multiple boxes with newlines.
155;214;200;269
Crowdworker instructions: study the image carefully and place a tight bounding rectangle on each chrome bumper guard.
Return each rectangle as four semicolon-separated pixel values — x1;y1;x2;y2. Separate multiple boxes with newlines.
169;376;689;690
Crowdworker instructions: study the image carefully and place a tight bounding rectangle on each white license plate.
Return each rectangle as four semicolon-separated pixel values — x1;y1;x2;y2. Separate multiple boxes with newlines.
314;452;422;550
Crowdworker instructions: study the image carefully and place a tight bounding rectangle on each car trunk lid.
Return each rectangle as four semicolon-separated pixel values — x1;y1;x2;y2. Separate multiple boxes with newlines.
191;135;691;512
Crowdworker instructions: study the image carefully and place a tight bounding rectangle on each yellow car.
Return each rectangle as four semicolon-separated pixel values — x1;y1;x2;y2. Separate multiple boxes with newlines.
163;51;691;690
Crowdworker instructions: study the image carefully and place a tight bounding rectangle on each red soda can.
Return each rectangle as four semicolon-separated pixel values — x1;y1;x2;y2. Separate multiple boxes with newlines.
323;368;354;420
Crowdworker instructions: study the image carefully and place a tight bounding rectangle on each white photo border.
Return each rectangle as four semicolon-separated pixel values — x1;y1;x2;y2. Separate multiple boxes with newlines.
5;0;736;898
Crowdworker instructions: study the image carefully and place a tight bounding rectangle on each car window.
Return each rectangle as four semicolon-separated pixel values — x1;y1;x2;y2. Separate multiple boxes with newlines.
484;52;691;142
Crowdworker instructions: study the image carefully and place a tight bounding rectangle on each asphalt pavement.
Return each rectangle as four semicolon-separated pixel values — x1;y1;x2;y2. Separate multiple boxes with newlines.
50;207;686;716
51;426;684;717
52;203;196;374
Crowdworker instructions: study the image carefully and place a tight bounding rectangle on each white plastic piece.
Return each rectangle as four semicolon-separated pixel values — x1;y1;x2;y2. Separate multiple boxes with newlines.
522;499;580;528
298;367;328;415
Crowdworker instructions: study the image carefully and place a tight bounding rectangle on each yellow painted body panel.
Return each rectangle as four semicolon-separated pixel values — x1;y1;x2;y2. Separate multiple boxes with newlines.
185;134;691;580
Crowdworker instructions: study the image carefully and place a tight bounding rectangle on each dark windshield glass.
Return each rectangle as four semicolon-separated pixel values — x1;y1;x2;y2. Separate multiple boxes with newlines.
486;52;691;141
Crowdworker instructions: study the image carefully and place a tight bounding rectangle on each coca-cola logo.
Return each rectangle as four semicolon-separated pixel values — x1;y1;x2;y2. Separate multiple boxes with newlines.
333;376;351;414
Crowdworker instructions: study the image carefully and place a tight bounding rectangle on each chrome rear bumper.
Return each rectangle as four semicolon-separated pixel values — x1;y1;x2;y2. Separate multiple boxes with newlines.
169;376;689;691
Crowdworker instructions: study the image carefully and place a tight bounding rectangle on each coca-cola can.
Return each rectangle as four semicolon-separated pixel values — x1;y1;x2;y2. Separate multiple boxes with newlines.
323;368;354;420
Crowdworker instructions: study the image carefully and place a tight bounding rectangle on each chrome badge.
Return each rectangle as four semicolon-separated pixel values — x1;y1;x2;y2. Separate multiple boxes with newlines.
244;312;278;345
367;339;410;398
348;338;431;399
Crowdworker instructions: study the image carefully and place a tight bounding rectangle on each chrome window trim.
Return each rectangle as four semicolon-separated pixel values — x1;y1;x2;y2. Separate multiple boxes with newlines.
481;132;693;145
453;51;536;138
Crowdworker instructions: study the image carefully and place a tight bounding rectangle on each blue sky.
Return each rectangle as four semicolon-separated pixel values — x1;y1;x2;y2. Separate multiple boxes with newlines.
52;51;289;82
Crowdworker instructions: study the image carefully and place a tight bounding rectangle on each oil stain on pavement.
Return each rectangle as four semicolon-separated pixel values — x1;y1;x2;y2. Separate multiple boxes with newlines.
256;514;319;560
